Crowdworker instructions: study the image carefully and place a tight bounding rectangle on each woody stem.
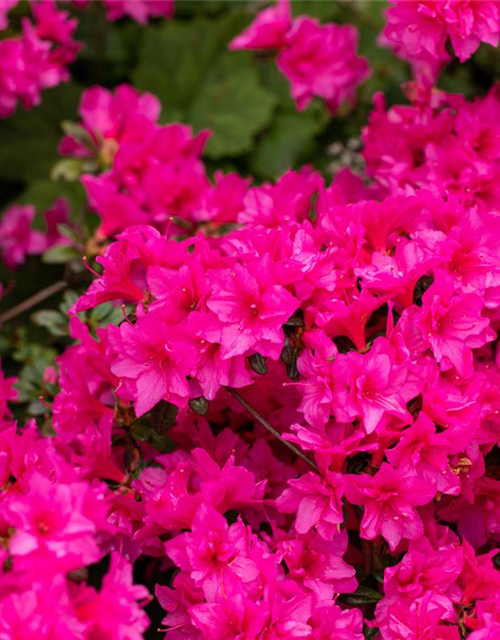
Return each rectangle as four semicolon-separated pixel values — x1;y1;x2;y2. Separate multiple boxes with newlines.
226;387;318;472
0;280;67;325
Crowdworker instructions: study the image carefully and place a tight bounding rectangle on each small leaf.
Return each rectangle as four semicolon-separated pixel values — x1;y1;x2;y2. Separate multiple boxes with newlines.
0;83;81;182
189;397;210;415
339;586;383;606
248;353;267;375
249;110;325;179
42;244;81;265
189;54;276;158
364;626;380;640
31;310;68;337
51;158;87;182
151;400;179;433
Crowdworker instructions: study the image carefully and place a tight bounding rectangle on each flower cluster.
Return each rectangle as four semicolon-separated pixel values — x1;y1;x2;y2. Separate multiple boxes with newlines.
58;145;500;638
0;0;81;118
60;84;249;238
383;0;500;80
229;0;370;113
73;0;175;24
363;81;500;224
0;403;150;638
1;1;500;639
0;198;71;270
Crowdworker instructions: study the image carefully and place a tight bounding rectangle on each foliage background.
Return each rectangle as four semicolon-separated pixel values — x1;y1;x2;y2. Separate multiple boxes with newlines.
0;1;499;636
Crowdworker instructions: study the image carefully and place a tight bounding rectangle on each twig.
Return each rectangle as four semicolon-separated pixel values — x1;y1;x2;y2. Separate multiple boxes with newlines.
226;387;318;471
0;280;67;325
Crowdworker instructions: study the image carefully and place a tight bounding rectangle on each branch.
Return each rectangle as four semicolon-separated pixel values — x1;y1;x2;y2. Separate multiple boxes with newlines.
0;280;67;325
226;387;318;472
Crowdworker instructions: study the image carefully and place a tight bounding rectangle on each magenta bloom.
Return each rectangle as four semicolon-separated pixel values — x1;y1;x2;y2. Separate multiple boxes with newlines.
386;413;460;495
207;263;299;359
72;553;150;640
229;0;291;50
345;463;436;550
0;0;17;30
276;470;345;539
416;274;494;377
6;472;102;570
384;0;500;76
110;309;198;415
332;337;416;434
104;0;174;24
59;84;160;160
191;594;269;640
0;204;46;269
277;17;370;113
165;504;260;600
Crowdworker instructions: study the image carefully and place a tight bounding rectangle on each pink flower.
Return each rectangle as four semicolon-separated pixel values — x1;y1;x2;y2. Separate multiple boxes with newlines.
382;537;463;601
104;0;174;24
276;470;345;539
383;1;452;74
0;204;46;269
0;1;81;118
415;274;494;377
238;168;323;228
277;17;370;113
6;472;104;570
0;359;17;428
278;529;357;598
229;0;291;50
386;413;460;495
109;309;198;416
190;594;269;640
345;463;436;550
73;553;150;640
59;84;160;160
310;602;364;640
0;0;17;31
165;504;260;600
186;312;253;400
454;17;494;63
207;262;299;359
384;0;500;76
332;337;416;434
43;197;72;248
376;590;459;640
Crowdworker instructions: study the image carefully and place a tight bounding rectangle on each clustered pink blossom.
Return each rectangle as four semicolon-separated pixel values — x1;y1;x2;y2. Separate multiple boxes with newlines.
51;121;499;638
229;0;370;113
0;0;81;118
383;0;500;80
0;198;72;269
2;1;500;639
59;83;249;237
73;0;175;24
0;0;17;31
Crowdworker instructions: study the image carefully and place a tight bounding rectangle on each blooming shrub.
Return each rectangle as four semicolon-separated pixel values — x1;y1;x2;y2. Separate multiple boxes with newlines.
1;1;500;639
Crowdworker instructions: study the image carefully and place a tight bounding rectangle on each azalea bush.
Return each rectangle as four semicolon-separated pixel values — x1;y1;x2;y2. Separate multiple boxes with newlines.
1;0;500;638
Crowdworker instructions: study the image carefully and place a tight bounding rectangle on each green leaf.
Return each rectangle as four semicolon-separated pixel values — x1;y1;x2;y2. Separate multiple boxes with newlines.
133;13;246;119
14;343;58;404
249;109;325;179
189;54;276;158
339;586;383;606
31;310;68;337
59;289;80;315
42;244;81;265
364;626;380;640
0;83;82;183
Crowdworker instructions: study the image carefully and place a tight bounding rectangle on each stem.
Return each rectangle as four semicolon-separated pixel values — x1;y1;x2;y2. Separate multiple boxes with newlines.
226;387;318;472
0;280;67;325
